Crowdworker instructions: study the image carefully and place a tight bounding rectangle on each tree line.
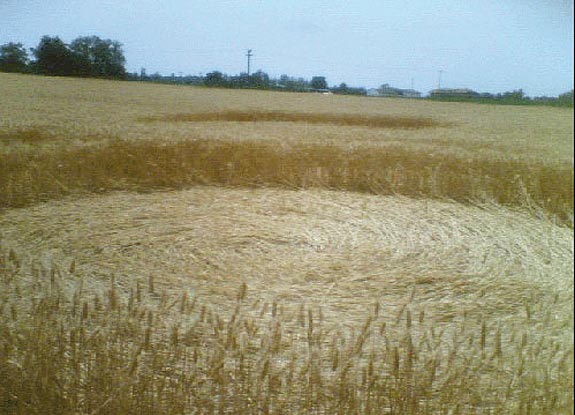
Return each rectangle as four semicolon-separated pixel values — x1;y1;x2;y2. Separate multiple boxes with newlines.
1;35;572;106
0;36;366;95
0;36;126;79
429;88;574;108
134;69;368;96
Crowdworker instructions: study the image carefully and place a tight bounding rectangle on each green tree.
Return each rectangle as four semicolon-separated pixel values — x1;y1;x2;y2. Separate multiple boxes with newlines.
229;72;251;88
502;89;525;102
311;76;328;90
0;42;29;73
204;71;226;87
557;90;574;107
70;36;126;79
32;36;81;76
249;70;270;89
332;82;348;94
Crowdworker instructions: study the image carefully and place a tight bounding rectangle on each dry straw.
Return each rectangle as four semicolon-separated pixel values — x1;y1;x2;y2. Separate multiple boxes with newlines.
1;72;573;414
0;250;573;414
1;136;573;225
141;110;445;129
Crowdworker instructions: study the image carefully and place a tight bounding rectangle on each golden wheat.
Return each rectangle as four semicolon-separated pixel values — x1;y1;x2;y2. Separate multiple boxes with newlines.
1;73;572;165
0;245;572;414
0;72;573;414
1;138;572;224
141;110;445;129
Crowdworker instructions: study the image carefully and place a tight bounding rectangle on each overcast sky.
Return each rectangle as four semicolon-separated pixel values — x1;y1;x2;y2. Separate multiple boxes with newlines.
1;0;573;96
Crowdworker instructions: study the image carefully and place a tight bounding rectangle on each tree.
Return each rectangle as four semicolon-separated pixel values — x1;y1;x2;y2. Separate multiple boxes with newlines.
228;72;250;88
32;36;81;76
0;42;29;73
148;72;162;81
278;74;296;90
204;71;226;87
502;89;525;101
331;82;366;96
70;36;126;79
331;82;348;94
30;35;126;79
557;90;574;107
249;70;270;89
311;76;328;90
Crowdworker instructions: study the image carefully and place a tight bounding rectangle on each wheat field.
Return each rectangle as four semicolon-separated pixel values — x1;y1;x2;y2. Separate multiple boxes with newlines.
0;73;573;414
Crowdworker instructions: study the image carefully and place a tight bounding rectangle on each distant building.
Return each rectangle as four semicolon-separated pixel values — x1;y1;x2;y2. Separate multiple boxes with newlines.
368;84;422;98
379;84;403;97
401;89;422;98
429;88;480;99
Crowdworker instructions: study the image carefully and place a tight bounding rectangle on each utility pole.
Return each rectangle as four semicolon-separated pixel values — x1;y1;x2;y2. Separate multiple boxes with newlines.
246;49;253;75
410;77;414;90
438;70;443;89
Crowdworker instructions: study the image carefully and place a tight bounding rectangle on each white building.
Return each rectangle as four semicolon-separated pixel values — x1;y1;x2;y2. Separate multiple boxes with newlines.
368;84;422;98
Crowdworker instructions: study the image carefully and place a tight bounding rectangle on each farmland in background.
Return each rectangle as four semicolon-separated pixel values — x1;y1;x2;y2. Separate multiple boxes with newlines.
0;73;573;414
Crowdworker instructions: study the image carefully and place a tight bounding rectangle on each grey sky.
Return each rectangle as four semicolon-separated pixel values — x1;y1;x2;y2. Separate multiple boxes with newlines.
1;0;573;96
